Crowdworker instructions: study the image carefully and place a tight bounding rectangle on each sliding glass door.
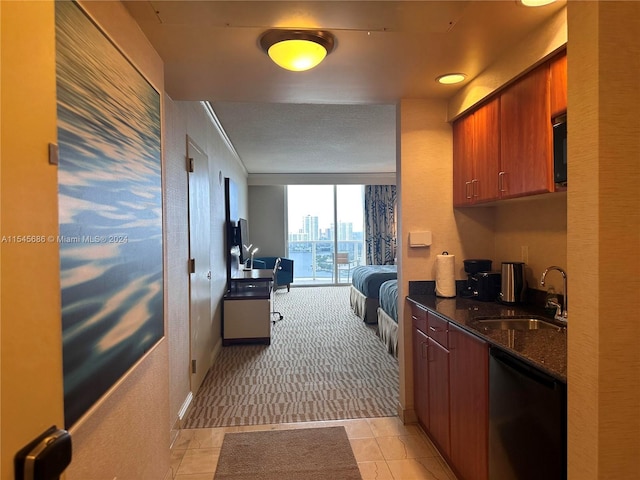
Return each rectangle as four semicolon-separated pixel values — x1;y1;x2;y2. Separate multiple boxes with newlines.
287;185;364;286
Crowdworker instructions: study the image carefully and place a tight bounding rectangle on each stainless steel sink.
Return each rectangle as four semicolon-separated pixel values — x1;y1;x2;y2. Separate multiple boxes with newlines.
472;316;565;332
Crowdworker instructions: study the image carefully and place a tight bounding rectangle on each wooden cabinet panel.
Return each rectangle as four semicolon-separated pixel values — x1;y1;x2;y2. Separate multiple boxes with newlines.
413;327;430;429
427;311;449;347
453;113;475;206
411;302;489;478
453;97;500;206
550;50;567;118
473;97;501;203
500;65;553;198
449;323;489;480
411;303;428;333
428;338;450;457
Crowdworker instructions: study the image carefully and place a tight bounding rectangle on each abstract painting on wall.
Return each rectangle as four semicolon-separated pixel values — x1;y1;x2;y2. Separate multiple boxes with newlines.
56;1;163;427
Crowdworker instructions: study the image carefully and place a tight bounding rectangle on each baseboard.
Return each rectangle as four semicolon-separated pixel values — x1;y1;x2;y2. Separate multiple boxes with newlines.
178;391;194;421
170;392;194;449
397;402;418;424
170;339;222;448
210;336;222;367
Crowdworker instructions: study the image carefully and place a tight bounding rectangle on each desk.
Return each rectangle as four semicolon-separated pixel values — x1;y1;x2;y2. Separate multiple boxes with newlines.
228;268;273;292
223;268;273;345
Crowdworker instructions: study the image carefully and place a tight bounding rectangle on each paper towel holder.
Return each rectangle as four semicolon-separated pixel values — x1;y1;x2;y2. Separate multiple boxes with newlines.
409;231;432;248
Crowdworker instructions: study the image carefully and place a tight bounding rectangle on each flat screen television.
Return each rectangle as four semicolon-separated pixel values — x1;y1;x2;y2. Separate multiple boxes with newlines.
235;218;249;265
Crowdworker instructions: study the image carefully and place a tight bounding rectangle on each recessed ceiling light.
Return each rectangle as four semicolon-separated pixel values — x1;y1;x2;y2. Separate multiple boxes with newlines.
436;73;466;85
259;29;336;72
520;0;557;7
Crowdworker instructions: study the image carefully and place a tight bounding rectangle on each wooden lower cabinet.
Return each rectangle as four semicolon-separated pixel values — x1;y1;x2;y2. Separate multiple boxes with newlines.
410;302;489;480
449;323;489;480
427;337;450;457
413;327;429;429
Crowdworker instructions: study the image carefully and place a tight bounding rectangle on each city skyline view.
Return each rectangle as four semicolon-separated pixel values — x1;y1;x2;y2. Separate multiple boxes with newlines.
286;185;365;284
287;185;364;235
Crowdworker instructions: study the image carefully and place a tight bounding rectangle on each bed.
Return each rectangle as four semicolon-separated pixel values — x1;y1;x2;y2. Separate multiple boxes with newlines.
377;279;398;356
349;265;397;324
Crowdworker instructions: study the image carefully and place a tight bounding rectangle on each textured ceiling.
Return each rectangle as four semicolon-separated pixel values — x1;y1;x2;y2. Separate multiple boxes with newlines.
211;102;396;174
124;1;566;176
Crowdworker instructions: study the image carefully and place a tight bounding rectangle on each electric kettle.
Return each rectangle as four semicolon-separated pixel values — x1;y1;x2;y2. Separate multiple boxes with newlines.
499;262;526;304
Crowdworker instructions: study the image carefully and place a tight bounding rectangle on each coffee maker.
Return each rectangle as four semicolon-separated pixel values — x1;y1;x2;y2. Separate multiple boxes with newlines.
462;259;502;301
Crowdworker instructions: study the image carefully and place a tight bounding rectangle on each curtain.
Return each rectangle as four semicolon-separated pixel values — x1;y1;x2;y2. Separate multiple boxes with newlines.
365;185;397;265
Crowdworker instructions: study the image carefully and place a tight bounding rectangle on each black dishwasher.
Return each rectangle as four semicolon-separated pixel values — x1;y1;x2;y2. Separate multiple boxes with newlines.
489;347;567;480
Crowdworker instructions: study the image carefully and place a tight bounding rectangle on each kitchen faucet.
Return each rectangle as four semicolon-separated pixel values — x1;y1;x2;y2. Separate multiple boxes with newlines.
540;266;568;322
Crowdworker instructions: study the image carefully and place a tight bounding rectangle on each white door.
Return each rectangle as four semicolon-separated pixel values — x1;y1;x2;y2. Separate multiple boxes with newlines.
187;137;212;393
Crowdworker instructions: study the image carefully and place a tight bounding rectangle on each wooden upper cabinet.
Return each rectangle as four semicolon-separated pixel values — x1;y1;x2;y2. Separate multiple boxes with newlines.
452;97;500;206
549;50;567;118
499;65;553;199
453;52;562;205
473;97;501;203
453;113;474;206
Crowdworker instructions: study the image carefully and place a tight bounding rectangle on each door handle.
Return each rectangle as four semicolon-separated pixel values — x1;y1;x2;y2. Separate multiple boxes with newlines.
15;426;72;480
207;271;211;280
499;171;507;193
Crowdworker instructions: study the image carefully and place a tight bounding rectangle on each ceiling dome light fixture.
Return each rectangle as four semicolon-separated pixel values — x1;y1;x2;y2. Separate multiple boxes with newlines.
259;29;336;72
436;73;467;85
520;0;557;6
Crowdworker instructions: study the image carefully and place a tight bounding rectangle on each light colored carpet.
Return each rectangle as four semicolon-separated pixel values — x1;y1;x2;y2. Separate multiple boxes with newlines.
213;426;362;480
184;286;399;428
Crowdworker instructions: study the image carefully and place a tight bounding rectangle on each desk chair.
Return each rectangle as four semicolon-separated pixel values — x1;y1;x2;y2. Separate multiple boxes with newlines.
271;257;284;323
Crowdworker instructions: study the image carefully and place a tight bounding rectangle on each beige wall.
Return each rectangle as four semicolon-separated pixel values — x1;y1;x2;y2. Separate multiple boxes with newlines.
397;98;495;418
163;99;249;436
248;185;287;257
0;3;65;479
2;2;250;479
494;194;568;293
397;0;571;437
59;1;170;479
398;4;640;479
567;2;640;479
449;5;567;120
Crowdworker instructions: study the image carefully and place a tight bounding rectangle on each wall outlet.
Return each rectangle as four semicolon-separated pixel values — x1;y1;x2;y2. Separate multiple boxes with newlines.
521;246;529;264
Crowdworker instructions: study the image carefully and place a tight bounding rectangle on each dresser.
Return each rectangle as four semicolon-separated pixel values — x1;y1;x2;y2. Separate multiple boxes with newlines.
222;268;273;345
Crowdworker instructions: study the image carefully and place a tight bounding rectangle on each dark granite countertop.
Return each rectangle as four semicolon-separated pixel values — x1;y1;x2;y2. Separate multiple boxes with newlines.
407;293;567;382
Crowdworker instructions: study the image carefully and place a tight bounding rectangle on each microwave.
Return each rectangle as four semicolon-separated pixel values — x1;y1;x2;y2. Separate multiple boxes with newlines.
553;114;567;185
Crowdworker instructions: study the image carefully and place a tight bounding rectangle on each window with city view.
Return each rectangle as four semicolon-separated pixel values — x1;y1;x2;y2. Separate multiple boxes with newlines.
287;185;364;285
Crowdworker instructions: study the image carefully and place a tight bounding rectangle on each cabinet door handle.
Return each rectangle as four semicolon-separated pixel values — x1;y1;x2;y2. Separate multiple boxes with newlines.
465;181;472;199
429;326;439;332
472;179;479;198
499;171;507;192
421;342;428;359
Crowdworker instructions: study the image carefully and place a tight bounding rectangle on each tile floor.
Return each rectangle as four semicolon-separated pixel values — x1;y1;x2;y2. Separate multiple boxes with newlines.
170;416;458;480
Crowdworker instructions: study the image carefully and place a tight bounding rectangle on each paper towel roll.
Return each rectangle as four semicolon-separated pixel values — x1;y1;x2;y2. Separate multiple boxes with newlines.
435;253;456;298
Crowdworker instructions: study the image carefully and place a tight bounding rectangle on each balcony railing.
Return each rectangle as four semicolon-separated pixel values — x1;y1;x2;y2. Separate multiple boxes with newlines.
288;240;364;285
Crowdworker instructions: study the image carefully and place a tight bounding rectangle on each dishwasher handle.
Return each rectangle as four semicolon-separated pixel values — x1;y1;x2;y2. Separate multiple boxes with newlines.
490;347;562;390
